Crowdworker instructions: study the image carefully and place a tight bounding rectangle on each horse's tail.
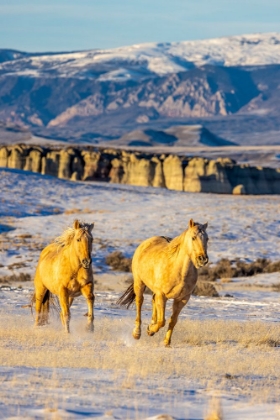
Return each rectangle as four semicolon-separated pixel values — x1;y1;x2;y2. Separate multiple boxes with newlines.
21;292;36;310
28;289;51;306
117;283;136;309
24;290;59;320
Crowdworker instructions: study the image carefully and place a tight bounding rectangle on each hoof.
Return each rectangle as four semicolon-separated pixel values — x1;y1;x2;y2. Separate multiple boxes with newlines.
164;342;171;348
86;324;94;333
35;321;46;327
147;326;155;336
132;326;141;339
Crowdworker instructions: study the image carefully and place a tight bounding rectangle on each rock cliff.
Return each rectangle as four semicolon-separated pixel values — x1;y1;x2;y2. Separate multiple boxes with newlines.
1;144;280;194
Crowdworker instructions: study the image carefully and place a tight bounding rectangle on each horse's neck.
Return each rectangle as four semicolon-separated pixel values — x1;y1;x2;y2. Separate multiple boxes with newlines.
170;236;196;280
63;243;80;273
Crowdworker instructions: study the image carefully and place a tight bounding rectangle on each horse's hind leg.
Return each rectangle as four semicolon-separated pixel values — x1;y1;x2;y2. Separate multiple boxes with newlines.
81;283;95;332
34;284;48;326
164;297;189;347
133;280;145;340
147;293;167;336
41;290;50;325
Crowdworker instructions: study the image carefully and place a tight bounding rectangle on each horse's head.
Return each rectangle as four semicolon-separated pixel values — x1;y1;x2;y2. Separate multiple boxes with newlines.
187;218;209;268
73;219;94;269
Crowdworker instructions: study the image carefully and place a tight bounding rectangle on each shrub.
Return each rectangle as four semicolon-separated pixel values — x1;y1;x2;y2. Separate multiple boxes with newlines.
105;251;132;272
192;280;219;297
0;273;31;283
198;257;280;282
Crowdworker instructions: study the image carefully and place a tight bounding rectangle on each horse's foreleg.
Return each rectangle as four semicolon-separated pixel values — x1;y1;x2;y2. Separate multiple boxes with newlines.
133;283;145;340
164;297;189;347
147;293;167;336
59;288;70;333
151;294;157;325
81;283;95;332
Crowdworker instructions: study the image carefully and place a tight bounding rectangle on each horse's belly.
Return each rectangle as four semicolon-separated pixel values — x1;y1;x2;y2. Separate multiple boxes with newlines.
69;290;82;298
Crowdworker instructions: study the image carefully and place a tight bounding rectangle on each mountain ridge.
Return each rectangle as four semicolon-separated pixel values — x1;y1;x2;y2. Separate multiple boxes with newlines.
1;33;280;81
0;33;280;148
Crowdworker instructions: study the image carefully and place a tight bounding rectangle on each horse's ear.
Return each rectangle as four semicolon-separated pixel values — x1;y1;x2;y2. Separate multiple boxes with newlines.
203;222;208;230
189;219;195;228
89;223;94;232
73;219;80;230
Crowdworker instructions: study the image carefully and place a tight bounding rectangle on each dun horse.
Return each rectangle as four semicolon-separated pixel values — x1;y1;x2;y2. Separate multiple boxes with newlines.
33;220;94;333
117;219;209;346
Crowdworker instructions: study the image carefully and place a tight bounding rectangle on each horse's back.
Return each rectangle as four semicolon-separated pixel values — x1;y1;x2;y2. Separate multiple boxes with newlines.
39;243;58;261
133;236;169;259
34;243;62;290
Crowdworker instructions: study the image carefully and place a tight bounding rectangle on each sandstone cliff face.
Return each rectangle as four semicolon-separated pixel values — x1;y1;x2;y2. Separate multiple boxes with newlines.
1;144;280;195
163;155;184;191
184;157;233;193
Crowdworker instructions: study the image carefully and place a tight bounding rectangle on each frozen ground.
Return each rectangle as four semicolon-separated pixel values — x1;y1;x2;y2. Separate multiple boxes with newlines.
0;167;280;419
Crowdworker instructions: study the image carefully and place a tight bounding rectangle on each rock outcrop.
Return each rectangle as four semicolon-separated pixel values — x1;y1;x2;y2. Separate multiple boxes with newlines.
1;144;280;195
184;157;233;193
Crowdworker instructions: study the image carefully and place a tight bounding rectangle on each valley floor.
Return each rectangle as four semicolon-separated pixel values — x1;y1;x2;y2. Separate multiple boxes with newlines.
0;287;279;419
0;168;280;419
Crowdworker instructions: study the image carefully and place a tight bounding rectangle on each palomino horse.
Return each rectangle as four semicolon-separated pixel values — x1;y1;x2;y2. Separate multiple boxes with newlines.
117;219;208;346
33;220;94;333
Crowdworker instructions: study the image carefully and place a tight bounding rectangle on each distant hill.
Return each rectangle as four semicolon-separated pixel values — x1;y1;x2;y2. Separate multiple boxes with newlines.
0;49;28;64
108;125;236;148
0;122;32;144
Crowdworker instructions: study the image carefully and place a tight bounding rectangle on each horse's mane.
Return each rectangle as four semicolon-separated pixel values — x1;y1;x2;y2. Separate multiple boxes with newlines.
54;222;93;248
168;229;187;257
168;223;207;257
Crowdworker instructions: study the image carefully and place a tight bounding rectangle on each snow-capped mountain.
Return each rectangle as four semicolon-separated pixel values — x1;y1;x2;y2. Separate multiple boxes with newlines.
0;33;280;146
0;33;280;81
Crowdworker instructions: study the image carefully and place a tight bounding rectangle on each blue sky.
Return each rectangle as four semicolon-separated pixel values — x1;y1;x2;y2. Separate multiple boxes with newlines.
1;0;280;52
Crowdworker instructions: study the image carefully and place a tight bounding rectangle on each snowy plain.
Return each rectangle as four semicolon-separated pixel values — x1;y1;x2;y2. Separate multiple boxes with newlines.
0;167;280;419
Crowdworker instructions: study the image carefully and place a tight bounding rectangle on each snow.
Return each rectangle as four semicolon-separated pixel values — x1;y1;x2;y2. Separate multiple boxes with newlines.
0;167;280;419
1;33;280;80
0;364;279;419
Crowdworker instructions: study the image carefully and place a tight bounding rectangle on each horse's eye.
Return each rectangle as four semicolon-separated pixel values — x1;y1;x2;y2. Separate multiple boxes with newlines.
192;236;196;241
77;238;81;242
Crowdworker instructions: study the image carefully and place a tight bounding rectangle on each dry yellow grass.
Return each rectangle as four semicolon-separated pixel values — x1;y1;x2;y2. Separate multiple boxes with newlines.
64;208;111;215
0;309;279;404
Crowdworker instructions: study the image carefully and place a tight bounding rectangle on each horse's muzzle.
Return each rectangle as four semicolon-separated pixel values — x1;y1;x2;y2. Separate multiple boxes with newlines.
197;255;208;267
81;258;92;269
